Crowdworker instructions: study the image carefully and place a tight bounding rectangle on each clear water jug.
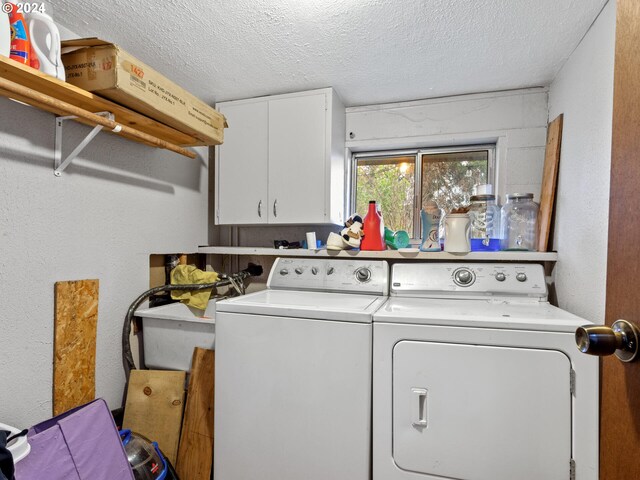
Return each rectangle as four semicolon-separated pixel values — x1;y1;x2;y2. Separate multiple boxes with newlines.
468;194;501;251
500;193;538;251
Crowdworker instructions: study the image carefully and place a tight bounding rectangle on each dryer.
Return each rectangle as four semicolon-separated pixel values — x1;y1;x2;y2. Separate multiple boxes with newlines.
373;263;598;480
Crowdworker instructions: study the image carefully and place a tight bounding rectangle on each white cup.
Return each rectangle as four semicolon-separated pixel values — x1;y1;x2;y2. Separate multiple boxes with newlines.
306;232;317;250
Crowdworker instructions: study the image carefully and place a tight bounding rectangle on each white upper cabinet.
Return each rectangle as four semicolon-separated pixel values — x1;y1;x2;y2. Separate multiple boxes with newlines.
215;88;345;225
216;101;269;224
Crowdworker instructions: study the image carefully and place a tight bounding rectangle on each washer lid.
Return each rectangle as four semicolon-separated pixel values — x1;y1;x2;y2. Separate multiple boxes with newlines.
215;289;387;323
375;297;590;332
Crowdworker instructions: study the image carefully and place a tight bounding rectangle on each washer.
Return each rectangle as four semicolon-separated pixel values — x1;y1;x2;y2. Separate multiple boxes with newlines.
373;263;598;480
214;257;389;480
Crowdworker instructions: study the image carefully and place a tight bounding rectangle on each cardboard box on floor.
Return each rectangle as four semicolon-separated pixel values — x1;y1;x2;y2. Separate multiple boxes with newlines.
61;38;226;146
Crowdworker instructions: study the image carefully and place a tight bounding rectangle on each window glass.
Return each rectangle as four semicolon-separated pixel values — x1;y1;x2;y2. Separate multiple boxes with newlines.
355;155;415;233
353;146;493;238
421;150;489;214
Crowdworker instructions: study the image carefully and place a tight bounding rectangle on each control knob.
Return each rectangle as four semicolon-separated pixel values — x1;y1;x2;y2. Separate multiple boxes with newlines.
327;267;335;275
516;272;527;282
454;268;474;286
355;267;372;283
295;268;303;275
311;267;318;275
280;269;289;276
495;272;506;282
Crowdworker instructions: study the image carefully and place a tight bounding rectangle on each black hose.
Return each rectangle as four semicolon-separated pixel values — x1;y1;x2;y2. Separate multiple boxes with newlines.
121;264;262;407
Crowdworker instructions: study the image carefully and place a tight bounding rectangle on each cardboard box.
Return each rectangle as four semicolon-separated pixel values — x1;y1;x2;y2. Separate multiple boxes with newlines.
61;38;225;146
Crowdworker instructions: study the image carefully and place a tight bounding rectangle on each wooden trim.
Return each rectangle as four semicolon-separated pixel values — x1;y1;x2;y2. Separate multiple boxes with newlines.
0;76;197;159
601;0;640;478
0;55;201;146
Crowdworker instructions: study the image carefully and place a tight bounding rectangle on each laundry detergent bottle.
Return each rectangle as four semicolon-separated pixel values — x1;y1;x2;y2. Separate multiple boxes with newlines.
8;3;32;64
360;200;386;251
26;2;65;80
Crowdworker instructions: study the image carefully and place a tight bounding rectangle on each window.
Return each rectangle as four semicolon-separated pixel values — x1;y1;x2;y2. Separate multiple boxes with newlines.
351;145;495;238
354;154;416;234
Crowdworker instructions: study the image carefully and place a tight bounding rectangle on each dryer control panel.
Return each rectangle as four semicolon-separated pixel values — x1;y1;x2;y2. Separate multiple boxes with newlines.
268;258;389;295
390;263;547;299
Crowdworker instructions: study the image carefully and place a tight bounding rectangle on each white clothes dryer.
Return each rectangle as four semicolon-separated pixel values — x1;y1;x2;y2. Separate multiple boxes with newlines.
215;257;389;480
373;263;598;480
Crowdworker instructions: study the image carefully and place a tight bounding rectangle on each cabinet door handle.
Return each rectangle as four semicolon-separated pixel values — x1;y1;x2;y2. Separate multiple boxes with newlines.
258;200;262;218
273;199;278;218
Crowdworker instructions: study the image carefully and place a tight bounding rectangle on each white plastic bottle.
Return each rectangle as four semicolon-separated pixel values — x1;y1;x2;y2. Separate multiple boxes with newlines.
0;3;10;57
25;2;65;80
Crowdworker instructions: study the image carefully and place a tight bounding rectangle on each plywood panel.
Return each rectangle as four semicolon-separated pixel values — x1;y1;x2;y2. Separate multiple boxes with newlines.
176;349;215;480
123;370;186;465
53;279;99;416
537;114;563;251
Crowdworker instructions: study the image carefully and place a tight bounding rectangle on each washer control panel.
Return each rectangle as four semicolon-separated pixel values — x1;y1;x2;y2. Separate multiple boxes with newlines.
390;263;547;299
268;258;389;295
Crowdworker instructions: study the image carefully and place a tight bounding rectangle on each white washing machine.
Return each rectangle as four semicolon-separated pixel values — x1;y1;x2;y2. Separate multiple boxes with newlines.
373;263;598;480
214;257;389;480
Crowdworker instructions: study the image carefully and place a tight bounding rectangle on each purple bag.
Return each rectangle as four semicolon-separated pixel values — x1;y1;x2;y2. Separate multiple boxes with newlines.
14;398;134;480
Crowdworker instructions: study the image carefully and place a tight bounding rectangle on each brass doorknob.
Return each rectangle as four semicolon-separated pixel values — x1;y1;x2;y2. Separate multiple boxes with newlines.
575;320;640;362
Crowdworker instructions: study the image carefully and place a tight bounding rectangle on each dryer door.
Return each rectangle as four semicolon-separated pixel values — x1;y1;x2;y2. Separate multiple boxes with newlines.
393;341;571;480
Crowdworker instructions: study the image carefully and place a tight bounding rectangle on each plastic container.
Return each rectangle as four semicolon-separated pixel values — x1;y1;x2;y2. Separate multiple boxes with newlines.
420;200;442;251
8;3;32;65
444;213;471;253
468;194;501;251
0;422;30;464
384;227;410;250
360;200;386;251
120;430;167;480
0;8;10;57
26;3;65;80
500;193;539;251
135;300;216;371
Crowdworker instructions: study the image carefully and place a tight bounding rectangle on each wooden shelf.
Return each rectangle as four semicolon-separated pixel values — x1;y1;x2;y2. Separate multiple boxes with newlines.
198;246;558;262
0;55;219;159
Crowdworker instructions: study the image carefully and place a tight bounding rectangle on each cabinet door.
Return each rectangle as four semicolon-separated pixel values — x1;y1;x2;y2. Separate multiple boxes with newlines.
216;101;268;224
268;93;327;224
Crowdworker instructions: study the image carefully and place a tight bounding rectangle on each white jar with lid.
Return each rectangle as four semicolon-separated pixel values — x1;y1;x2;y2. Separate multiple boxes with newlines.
500;193;539;251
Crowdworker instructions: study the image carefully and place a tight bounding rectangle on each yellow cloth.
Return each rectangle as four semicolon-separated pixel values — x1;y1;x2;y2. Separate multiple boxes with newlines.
170;264;219;310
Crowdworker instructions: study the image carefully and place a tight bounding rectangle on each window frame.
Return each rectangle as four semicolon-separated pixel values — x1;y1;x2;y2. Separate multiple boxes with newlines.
350;144;496;239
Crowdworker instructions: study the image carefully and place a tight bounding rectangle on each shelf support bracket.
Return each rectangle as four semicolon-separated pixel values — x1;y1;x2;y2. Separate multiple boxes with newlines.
54;111;116;176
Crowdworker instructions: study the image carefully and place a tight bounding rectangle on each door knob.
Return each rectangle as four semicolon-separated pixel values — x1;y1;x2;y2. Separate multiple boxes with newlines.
575;320;640;362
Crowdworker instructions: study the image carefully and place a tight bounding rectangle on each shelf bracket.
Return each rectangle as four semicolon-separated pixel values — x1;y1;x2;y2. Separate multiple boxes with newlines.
54;111;118;176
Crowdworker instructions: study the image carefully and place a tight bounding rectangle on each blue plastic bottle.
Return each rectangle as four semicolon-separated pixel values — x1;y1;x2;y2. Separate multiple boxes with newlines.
420;201;442;251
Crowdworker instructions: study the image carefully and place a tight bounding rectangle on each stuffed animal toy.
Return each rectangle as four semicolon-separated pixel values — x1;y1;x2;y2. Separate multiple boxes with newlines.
326;214;365;250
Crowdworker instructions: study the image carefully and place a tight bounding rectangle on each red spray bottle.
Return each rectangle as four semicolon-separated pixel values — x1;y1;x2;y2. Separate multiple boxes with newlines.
360;200;386;251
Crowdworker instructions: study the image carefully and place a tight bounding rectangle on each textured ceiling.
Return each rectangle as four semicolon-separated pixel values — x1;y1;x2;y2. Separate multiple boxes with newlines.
55;0;607;106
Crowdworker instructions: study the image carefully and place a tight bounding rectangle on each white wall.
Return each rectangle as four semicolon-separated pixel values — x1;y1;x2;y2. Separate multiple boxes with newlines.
548;0;616;323
0;98;208;428
345;88;550;204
